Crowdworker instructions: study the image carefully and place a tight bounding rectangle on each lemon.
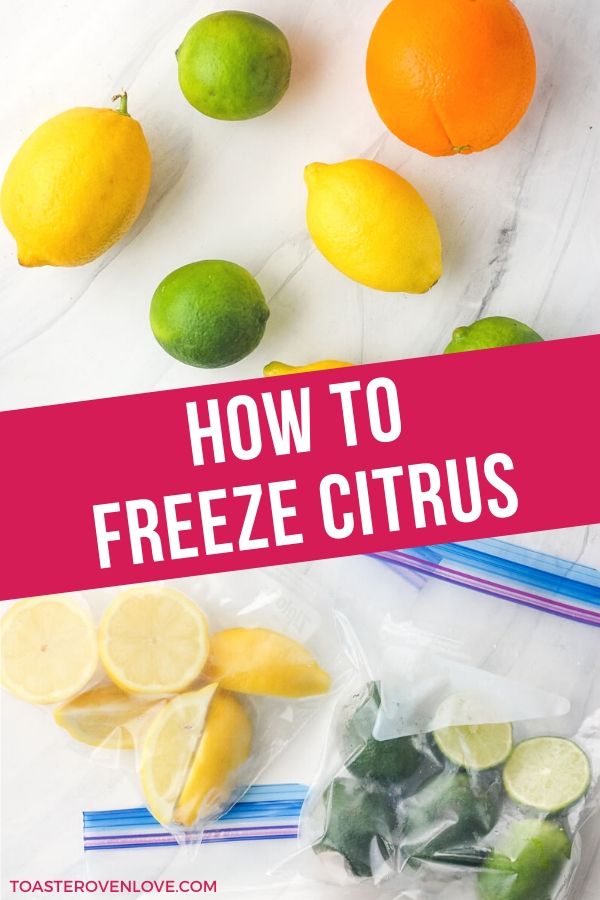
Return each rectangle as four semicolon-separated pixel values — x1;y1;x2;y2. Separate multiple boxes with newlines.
1;93;151;267
54;683;157;749
305;159;442;293
204;627;331;698
140;684;217;825
263;360;352;376
99;586;209;696
140;685;252;826
0;595;97;704
175;690;252;826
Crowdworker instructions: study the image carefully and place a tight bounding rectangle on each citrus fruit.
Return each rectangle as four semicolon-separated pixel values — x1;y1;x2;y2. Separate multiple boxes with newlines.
54;683;157;749
316;777;397;879
204;627;331;697
175;690;252;826
264;360;352;376
150;260;270;368
177;11;291;120
140;685;252;826
0;595;97;704
366;0;536;157
1;93;151;266
502;737;590;812
444;317;543;353
401;771;503;863
140;684;217;825
432;695;513;770
478;819;571;900
305;159;442;293
343;682;422;784
99;586;209;695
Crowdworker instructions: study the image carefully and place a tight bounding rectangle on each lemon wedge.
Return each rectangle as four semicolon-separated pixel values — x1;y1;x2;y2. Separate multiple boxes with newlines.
204;627;331;697
0;595;98;704
140;685;252;826
54;683;157;749
99;586;209;696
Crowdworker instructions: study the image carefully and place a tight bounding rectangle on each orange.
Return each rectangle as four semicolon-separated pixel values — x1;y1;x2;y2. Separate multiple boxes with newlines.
366;0;536;157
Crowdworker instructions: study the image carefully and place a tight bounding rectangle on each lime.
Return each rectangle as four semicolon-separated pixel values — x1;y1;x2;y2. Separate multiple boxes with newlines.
315;777;396;879
176;11;291;120
478;819;571;900
343;682;422;785
502;737;590;813
433;696;513;770
150;260;270;368
401;771;503;864
444;317;543;353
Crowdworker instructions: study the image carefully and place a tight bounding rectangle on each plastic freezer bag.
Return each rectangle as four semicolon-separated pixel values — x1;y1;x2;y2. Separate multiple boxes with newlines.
0;565;351;855
283;539;600;899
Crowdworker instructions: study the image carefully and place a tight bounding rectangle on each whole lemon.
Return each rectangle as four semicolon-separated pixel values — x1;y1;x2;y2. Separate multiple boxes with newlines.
1;94;151;267
305;160;442;293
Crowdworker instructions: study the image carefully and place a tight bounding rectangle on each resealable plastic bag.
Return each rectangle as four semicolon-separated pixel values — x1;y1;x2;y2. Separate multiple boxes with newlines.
280;540;600;899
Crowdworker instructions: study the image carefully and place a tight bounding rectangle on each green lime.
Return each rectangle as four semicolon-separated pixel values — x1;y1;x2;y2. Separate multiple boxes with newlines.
433;695;513;771
343;682;422;785
478;819;571;900
150;260;269;368
502;737;590;813
315;777;396;879
176;11;292;120
444;317;543;353
401;771;503;863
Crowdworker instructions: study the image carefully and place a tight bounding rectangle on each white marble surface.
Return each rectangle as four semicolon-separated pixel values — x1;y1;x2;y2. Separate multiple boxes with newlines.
0;0;599;411
1;0;599;897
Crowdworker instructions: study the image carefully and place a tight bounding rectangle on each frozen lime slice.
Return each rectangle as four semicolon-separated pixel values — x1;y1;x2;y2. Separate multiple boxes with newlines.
503;737;590;812
432;695;512;770
434;722;513;771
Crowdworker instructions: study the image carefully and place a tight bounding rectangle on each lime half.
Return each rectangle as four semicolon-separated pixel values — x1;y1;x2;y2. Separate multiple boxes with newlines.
434;722;513;771
503;737;590;812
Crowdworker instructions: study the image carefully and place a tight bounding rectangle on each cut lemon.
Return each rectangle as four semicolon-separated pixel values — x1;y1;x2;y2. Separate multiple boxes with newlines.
99;587;209;695
54;683;157;749
0;595;97;704
175;690;252;826
503;736;591;812
204;627;331;697
140;684;218;826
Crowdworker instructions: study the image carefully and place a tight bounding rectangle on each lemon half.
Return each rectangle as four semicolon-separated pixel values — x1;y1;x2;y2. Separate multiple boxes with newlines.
0;595;98;704
99;587;209;695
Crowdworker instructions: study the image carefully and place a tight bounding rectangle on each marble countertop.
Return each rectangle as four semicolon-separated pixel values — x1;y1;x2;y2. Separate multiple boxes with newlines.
0;0;599;898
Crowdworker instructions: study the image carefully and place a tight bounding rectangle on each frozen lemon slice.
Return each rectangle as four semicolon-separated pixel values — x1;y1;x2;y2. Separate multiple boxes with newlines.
503;737;590;812
175;690;252;826
54;683;157;749
99;587;208;695
204;627;331;697
0;595;97;704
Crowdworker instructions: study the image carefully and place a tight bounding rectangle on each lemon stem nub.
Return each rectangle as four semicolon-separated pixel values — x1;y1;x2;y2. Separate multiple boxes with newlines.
112;92;129;116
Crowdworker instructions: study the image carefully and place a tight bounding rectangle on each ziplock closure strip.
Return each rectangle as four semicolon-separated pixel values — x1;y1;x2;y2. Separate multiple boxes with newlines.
373;538;600;626
83;784;308;851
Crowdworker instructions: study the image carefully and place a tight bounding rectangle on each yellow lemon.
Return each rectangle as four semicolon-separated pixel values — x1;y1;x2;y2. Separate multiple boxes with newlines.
263;359;352;376
140;685;252;826
204;627;331;698
1;93;151;267
0;595;98;704
54;683;157;750
99;586;209;696
175;690;252;826
305;159;442;293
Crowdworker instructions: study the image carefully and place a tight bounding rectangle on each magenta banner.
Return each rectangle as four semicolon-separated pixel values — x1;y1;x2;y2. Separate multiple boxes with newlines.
0;335;598;602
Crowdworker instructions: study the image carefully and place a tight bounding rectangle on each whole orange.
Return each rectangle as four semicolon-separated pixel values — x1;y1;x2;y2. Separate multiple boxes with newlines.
366;0;536;156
